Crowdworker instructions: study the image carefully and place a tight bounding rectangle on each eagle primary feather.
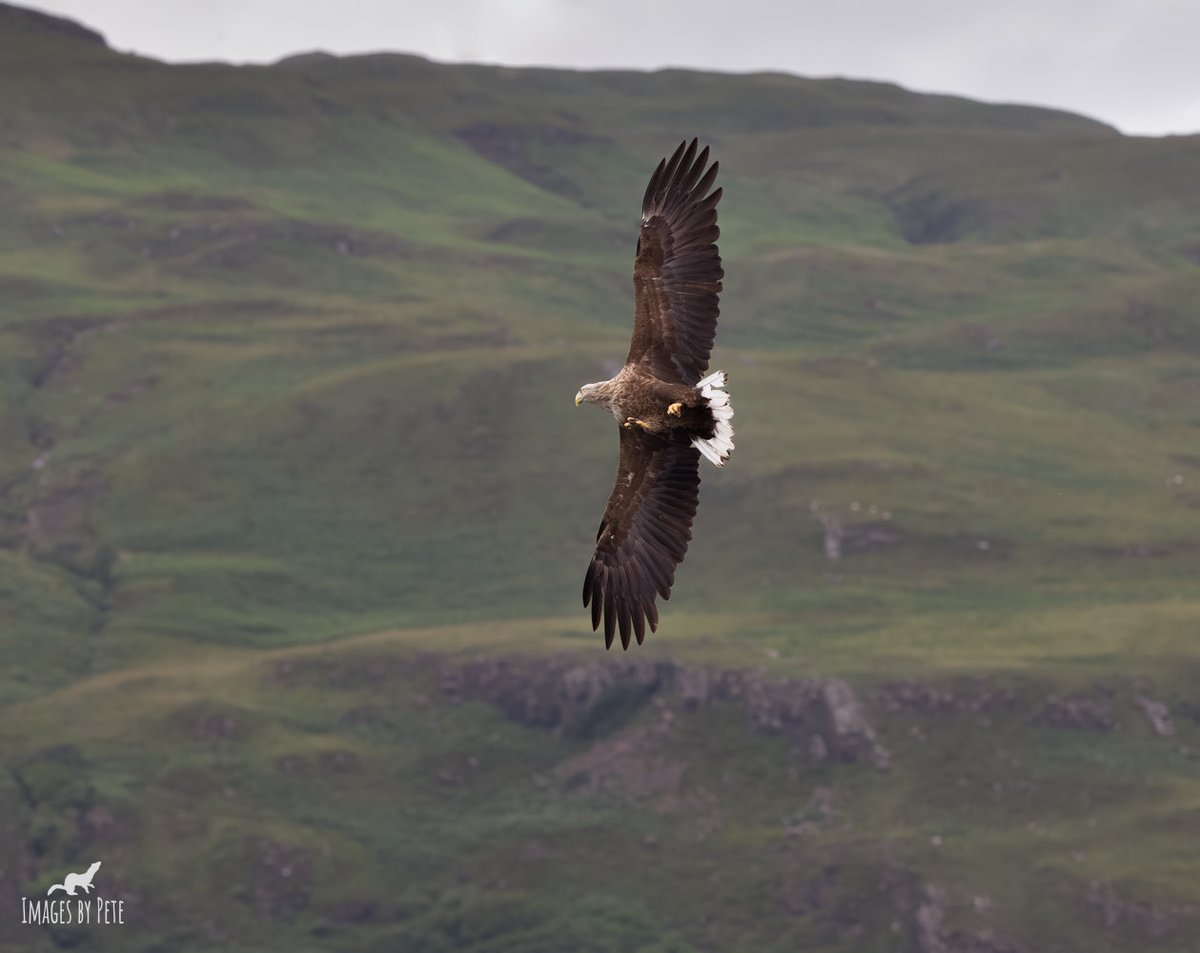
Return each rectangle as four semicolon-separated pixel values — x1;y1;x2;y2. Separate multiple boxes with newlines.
629;139;724;385
575;139;733;649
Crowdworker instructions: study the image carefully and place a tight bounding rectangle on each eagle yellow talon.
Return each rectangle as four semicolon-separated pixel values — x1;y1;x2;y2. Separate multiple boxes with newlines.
667;401;683;417
624;417;652;432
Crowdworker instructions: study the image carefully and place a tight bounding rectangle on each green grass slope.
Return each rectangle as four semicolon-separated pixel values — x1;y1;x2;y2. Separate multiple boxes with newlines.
2;3;1200;950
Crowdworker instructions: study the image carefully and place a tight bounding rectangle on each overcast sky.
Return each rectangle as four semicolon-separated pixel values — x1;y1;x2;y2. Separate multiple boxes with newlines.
25;0;1200;136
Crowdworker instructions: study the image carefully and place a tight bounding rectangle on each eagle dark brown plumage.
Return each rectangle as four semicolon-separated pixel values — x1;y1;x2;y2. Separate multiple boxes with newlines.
575;139;734;649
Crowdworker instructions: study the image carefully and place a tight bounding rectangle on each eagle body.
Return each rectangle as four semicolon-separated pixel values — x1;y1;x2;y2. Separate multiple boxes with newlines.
575;139;734;650
578;367;713;437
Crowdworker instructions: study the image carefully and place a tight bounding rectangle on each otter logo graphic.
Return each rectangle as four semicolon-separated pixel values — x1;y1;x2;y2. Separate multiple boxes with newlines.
20;860;124;927
47;861;101;896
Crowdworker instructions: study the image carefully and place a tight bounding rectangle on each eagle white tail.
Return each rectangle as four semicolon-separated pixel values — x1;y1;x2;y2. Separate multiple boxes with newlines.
691;370;735;467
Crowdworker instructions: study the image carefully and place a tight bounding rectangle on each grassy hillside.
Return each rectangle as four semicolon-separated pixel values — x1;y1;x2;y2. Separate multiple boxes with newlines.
2;3;1200;950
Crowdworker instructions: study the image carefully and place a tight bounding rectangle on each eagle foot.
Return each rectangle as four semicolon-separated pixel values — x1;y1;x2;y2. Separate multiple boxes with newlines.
624;417;653;432
667;401;683;417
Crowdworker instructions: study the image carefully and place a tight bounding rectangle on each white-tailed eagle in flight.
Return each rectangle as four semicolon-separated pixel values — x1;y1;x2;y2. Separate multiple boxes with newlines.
575;139;734;650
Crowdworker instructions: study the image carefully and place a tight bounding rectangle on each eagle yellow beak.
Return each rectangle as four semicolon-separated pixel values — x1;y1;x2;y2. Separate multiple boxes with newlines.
575;392;583;406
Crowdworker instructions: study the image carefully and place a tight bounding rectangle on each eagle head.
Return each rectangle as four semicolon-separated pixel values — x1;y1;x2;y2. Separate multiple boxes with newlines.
575;382;601;407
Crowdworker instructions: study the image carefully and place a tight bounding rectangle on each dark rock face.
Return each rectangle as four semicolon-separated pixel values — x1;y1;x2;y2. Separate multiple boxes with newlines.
442;655;672;738
440;655;891;768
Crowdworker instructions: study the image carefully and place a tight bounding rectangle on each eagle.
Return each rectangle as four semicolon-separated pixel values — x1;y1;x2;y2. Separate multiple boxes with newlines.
575;139;734;650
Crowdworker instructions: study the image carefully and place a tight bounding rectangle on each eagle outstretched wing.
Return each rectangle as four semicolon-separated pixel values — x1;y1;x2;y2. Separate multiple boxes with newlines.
583;428;702;649
627;138;724;385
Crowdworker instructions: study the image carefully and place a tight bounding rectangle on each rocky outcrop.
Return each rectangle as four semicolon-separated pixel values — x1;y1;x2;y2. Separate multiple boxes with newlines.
1032;692;1114;731
884;677;1188;744
822;678;890;769
914;884;1028;953
1082;880;1197;940
880;679;1019;716
1132;692;1174;738
441;655;890;769
442;655;670;737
